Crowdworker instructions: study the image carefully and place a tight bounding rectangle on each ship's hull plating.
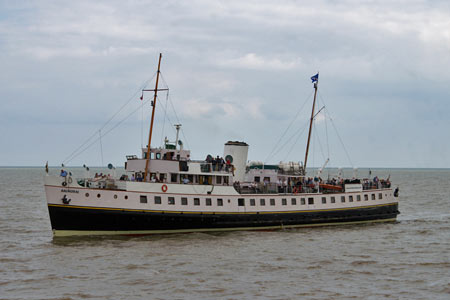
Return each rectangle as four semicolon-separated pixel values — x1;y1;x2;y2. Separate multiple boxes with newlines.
48;203;399;236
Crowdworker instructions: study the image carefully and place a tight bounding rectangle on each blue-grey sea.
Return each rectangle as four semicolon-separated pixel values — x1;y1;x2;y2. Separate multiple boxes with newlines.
0;167;449;299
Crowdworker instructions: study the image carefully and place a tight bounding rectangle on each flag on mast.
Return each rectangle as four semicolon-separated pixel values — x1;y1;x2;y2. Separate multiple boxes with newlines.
311;73;319;83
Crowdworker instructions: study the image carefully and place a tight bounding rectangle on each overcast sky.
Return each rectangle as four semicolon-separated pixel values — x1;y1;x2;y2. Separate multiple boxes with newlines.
1;0;449;168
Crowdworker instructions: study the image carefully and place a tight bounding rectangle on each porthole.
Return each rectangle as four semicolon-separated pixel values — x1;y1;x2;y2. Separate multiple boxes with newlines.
97;193;101;198
124;195;128;200
85;193;89;197
114;195;118;199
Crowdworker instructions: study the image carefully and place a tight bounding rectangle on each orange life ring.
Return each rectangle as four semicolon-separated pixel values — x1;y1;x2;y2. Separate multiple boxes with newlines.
161;184;168;193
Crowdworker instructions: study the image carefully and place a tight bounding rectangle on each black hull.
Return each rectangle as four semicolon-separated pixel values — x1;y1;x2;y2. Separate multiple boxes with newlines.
48;203;399;235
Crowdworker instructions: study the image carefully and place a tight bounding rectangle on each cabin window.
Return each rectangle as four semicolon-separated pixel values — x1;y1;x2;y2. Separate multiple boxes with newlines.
250;199;256;206
349;195;353;202
85;193;89;197
291;198;297;205
341;196;346;203
154;196;161;204
194;198;200;206
97;193;101;198
282;198;287;205
124;195;128;200
206;198;212;206
301;198;306;205
216;176;222;184
322;197;326;204
308;197;314;205
254;176;260;183
330;196;336;203
156;152;161;159
371;194;376;200
270;199;275;206
171;173;177;183
378;193;383;199
140;195;147;203
260;199;266;206
168;197;175;205
181;197;188;205
223;176;229;185
364;194;369;201
238;198;245;206
217;198;223;206
357;195;361;201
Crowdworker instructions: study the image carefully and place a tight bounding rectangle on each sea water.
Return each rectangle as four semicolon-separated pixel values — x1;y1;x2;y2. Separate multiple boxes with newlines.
0;168;449;299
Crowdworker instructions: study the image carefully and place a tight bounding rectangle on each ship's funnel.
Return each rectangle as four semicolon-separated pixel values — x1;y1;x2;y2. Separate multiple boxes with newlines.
223;141;249;182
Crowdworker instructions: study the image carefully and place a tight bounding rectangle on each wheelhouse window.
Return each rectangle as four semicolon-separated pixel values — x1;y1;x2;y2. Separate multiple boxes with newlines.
140;195;147;203
260;199;266;206
270;199;275;206
250;199;256;206
194;198;200;206
291;198;297;205
217;198;223;206
181;197;188;205
168;197;175;205
308;197;314;205
154;196;161;204
238;198;245;206
206;198;212;206
282;198;287;205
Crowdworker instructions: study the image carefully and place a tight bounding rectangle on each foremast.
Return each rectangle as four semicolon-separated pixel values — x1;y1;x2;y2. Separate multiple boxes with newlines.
143;53;163;182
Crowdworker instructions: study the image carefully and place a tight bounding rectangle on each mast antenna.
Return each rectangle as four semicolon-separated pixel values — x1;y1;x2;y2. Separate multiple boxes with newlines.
304;72;319;174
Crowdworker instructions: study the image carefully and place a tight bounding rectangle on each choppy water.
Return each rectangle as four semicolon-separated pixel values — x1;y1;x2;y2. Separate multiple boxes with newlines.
0;167;449;299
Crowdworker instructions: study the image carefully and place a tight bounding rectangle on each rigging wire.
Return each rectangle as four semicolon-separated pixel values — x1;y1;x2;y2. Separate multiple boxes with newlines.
62;73;157;165
282;120;309;162
160;90;170;147
65;97;153;164
264;89;314;164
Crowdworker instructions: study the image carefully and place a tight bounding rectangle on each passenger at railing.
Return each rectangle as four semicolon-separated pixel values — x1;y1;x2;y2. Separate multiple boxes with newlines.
225;158;231;171
131;174;135;181
183;177;190;184
60;169;67;177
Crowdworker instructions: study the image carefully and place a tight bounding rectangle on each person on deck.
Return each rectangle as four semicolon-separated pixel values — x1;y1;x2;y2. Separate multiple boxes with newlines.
60;170;67;177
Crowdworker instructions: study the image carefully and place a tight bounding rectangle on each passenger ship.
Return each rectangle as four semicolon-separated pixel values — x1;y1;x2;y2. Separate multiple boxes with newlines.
44;54;400;236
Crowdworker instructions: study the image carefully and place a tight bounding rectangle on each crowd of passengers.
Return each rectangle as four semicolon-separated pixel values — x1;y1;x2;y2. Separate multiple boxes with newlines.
235;175;391;194
205;155;233;172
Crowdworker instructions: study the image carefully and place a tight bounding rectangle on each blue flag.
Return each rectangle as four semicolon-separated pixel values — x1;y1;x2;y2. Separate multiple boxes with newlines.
311;73;319;83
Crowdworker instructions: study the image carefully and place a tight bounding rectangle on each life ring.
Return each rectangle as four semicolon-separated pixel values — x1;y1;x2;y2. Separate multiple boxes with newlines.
62;181;67;187
161;184;168;193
